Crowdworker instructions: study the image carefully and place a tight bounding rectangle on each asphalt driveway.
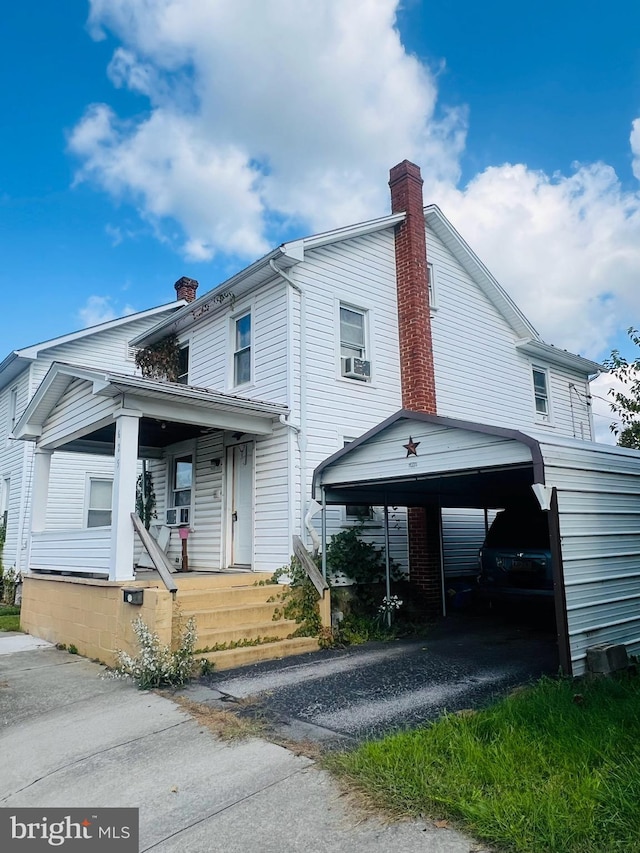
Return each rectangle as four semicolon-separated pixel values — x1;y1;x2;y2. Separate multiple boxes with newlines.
0;636;482;853
189;610;558;747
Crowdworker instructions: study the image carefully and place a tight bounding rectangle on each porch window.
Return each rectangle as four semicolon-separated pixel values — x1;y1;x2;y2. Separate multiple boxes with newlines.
87;478;112;528
1;477;9;530
166;454;193;525
234;312;251;386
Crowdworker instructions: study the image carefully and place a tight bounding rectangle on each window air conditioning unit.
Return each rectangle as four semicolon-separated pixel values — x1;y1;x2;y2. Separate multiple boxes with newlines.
342;357;371;380
166;507;190;526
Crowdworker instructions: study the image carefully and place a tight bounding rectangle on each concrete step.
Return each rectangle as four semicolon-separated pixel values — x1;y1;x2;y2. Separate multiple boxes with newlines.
196;619;299;648
174;572;273;591
177;583;282;610
182;601;282;630
196;636;321;671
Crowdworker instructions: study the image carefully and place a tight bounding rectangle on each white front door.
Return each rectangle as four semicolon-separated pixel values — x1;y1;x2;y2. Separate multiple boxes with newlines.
228;441;254;567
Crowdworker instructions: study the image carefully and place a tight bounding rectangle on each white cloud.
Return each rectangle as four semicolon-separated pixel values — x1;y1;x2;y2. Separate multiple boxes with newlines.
71;0;466;260
433;162;640;359
77;295;134;328
71;0;640;361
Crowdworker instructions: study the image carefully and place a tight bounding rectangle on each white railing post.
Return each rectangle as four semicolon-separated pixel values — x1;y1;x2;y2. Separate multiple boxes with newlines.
109;410;141;582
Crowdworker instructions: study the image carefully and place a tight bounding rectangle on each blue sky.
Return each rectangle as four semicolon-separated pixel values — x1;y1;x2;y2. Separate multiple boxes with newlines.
2;1;640;430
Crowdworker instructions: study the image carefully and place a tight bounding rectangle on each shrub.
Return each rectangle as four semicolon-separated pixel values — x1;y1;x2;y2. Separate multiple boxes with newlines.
109;616;198;689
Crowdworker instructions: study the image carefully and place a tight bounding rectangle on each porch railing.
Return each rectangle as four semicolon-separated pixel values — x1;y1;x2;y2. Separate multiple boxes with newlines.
131;513;178;593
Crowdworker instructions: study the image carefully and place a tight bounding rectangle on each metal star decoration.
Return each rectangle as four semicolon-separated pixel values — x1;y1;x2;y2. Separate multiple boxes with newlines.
403;436;420;457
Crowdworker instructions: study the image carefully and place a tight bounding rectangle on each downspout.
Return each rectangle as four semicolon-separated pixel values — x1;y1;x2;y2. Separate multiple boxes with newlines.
269;259;309;550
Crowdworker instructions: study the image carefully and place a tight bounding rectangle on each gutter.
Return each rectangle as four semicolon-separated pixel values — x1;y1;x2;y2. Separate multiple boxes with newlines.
269;259;309;549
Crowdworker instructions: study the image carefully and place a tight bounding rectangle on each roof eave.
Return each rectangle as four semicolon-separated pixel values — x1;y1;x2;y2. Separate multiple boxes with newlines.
516;339;604;376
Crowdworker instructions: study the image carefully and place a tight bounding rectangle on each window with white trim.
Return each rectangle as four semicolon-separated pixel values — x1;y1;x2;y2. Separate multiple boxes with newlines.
177;344;190;385
86;478;112;528
339;304;370;380
166;453;193;525
233;311;251;386
427;262;437;310
8;387;17;434
532;366;550;420
1;477;10;530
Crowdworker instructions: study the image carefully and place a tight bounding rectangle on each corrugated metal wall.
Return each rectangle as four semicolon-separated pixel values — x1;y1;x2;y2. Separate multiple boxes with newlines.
541;440;640;675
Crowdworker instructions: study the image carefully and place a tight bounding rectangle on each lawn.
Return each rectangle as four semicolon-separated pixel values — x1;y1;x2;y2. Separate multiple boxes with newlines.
327;674;640;853
0;604;20;632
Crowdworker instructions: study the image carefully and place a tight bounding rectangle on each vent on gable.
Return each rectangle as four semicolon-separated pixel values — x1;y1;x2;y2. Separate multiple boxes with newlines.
125;344;139;362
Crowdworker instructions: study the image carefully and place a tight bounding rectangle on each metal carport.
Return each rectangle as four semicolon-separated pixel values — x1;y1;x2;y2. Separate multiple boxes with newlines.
312;410;640;676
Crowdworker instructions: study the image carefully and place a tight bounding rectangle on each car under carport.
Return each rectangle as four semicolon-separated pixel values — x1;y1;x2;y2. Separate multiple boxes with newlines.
312;409;640;676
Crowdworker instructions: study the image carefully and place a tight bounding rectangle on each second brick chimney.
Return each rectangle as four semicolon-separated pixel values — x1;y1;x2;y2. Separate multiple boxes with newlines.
389;160;437;414
175;276;199;303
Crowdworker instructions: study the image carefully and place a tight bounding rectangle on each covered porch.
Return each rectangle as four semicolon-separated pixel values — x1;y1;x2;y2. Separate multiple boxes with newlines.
14;362;288;583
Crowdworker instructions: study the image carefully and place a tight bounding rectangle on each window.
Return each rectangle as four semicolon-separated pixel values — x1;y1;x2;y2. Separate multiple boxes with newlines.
340;304;370;379
8;387;17;433
233;312;251;386
166;454;193;525
177;344;190;385
86;478;112;528
532;367;550;419
1;477;9;530
427;262;438;310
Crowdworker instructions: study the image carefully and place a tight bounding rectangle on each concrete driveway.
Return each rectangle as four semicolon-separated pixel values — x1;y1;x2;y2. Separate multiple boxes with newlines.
0;636;483;853
193;611;558;748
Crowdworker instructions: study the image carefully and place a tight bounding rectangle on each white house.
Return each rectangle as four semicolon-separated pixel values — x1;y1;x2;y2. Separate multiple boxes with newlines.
0;297;187;576
12;161;605;669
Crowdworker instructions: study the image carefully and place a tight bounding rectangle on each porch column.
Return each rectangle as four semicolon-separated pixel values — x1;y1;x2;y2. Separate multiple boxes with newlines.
109;410;141;582
31;446;53;532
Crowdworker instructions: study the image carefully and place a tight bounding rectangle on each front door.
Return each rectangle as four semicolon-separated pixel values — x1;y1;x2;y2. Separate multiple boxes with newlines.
228;441;254;567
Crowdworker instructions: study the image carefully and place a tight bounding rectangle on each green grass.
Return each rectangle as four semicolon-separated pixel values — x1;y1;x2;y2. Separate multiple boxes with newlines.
0;604;21;632
327;675;640;852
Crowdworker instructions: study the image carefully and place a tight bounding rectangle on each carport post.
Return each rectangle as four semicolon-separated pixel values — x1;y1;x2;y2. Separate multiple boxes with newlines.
321;488;327;580
383;503;391;627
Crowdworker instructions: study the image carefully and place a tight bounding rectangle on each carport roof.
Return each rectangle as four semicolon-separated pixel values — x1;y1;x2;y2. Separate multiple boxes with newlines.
312;410;627;509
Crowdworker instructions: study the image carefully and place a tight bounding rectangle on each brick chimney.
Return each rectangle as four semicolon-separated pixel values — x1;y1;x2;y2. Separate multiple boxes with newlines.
174;276;199;303
389;161;440;615
389;160;436;414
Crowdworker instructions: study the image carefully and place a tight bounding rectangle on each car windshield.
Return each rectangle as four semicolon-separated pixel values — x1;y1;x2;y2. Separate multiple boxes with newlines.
484;509;550;550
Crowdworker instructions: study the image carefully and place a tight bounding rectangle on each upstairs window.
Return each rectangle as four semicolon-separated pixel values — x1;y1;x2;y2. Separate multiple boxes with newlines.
166;454;193;525
8;387;17;434
234;312;252;386
532;367;550;420
177;344;190;385
340;305;370;380
86;478;112;528
427;262;438;310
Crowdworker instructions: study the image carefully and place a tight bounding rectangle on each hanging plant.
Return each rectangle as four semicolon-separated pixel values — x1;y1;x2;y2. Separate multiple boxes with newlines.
135;334;182;382
136;469;157;531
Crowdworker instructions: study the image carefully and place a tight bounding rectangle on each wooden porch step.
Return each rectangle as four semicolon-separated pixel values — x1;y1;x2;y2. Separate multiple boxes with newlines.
195;618;299;647
196;636;321;671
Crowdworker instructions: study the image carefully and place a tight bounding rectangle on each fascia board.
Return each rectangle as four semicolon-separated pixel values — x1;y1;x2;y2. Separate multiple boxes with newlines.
516;338;604;375
15;301;186;360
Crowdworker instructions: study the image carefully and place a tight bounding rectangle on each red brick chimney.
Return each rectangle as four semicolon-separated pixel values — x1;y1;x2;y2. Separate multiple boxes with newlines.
389;160;436;414
175;276;199;303
389;161;440;615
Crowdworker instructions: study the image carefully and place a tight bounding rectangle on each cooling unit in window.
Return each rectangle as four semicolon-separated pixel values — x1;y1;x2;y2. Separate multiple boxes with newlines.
166;507;190;526
342;357;371;380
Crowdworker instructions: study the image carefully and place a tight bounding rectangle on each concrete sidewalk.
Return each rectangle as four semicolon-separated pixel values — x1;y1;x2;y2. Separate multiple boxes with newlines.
0;640;483;853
